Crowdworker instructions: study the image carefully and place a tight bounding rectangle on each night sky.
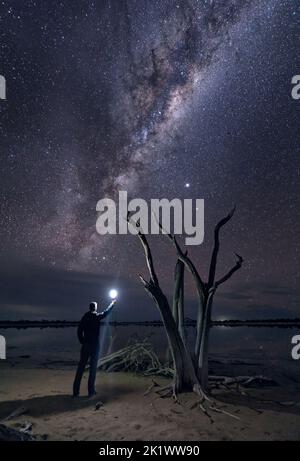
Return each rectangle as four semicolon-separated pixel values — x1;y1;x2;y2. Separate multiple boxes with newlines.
0;0;299;321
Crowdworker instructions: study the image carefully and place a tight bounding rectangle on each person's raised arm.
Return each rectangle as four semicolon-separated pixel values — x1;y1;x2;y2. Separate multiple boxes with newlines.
98;299;117;319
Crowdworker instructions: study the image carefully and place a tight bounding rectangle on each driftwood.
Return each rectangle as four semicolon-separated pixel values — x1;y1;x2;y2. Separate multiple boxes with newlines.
96;341;174;378
209;375;277;388
18;421;33;433
0;423;35;441
95;401;104;411
144;379;159;396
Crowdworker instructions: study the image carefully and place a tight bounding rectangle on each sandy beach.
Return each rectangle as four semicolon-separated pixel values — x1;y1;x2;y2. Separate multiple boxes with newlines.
0;362;300;441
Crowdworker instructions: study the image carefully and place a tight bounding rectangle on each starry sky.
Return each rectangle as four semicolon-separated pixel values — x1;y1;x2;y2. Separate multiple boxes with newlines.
0;0;299;321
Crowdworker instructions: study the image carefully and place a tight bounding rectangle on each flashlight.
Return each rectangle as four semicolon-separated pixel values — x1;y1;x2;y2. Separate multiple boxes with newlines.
109;289;118;300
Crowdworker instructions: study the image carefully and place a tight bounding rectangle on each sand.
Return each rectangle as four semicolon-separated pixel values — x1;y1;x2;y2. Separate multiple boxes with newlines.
0;363;300;441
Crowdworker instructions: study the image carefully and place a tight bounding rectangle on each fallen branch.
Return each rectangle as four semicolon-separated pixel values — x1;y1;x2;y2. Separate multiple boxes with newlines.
96;341;173;378
144;379;159;396
0;423;35;441
209;375;277;388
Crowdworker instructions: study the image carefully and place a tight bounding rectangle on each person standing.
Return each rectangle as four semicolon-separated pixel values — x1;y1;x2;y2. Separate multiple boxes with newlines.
73;299;116;397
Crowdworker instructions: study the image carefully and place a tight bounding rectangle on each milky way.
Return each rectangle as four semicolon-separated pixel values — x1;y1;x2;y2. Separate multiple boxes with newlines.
0;0;299;320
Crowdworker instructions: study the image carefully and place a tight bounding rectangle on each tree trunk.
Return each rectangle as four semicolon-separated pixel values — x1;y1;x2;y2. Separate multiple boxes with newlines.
194;296;204;361
175;260;185;342
172;260;183;326
166;259;185;364
197;322;210;390
197;293;214;390
144;282;199;392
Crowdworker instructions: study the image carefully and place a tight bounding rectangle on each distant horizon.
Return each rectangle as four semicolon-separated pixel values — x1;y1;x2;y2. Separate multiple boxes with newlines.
1;317;300;326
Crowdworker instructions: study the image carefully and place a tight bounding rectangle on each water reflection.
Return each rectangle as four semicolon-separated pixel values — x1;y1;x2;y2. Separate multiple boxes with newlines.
1;325;299;384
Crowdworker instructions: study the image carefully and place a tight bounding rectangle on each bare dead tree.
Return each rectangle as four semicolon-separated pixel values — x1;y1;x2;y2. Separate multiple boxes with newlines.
127;208;243;401
127;215;202;398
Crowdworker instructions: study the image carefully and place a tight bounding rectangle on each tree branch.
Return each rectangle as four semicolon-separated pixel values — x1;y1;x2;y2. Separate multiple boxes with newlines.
127;213;158;286
151;212;205;293
215;253;243;287
208;207;236;288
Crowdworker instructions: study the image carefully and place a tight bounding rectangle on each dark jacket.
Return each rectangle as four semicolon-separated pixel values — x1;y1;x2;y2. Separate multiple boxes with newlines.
77;302;114;346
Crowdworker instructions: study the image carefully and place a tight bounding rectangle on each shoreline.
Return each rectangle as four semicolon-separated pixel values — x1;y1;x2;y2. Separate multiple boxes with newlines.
1;320;300;329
